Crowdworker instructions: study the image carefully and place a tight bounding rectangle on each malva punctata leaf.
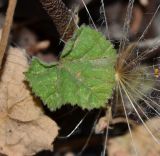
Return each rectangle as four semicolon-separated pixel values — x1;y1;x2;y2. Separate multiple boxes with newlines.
26;26;117;110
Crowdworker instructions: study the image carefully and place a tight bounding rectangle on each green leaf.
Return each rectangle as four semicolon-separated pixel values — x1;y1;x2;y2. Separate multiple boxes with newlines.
26;26;117;110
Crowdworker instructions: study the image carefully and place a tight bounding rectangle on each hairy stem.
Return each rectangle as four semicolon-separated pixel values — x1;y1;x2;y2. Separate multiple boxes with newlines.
40;0;76;41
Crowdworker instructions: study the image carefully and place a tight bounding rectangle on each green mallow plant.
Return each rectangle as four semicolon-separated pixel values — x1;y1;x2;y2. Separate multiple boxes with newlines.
26;25;157;114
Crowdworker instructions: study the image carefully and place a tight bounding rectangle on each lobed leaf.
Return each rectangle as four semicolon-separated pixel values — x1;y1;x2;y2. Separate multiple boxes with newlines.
26;26;117;110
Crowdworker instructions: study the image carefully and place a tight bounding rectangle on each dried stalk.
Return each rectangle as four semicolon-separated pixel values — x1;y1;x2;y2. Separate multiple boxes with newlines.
0;0;17;68
40;0;76;41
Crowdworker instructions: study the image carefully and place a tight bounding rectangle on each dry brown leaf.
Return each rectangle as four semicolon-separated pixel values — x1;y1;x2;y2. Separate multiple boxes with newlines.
0;47;59;156
108;118;160;156
95;116;109;134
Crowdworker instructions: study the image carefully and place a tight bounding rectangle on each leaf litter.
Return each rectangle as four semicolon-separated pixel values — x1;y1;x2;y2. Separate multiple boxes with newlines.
0;47;59;156
108;118;160;156
49;0;160;155
0;1;158;156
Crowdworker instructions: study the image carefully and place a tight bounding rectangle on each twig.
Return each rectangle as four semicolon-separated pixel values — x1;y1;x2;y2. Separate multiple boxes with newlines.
0;0;17;68
137;37;160;48
39;0;76;41
130;5;143;35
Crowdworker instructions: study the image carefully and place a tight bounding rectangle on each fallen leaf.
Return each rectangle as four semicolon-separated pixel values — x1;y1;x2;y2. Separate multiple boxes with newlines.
108;118;160;156
0;47;59;156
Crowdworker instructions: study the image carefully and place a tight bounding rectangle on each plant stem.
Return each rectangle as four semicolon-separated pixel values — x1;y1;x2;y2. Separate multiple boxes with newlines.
39;0;76;41
0;0;17;68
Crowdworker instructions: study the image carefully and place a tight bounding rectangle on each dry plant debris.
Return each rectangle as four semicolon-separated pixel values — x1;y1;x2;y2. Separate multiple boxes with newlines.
0;0;17;67
139;0;149;6
0;47;59;156
12;27;50;55
108;118;160;156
